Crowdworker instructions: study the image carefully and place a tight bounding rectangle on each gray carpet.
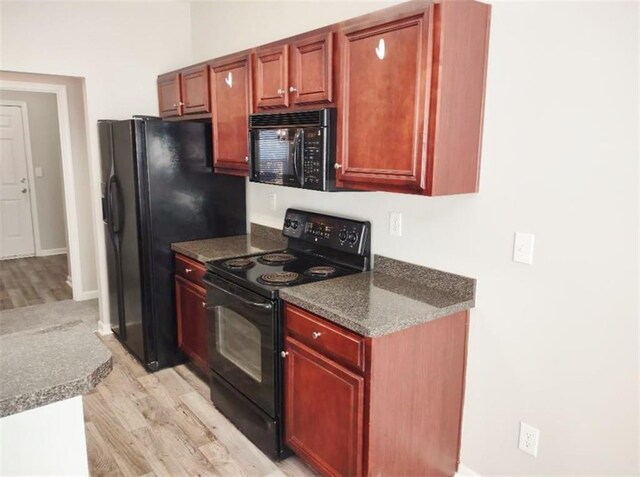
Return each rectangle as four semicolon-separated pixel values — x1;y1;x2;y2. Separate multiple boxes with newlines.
0;299;99;336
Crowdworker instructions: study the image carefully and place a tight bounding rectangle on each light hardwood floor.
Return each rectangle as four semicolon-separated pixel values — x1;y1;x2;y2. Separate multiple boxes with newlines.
0;254;71;310
85;335;317;477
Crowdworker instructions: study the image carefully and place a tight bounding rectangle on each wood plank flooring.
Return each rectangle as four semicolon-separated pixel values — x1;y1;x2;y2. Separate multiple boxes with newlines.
85;335;318;477
0;254;71;310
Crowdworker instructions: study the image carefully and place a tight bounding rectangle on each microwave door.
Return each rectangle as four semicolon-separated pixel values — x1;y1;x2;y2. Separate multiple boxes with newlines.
252;128;300;188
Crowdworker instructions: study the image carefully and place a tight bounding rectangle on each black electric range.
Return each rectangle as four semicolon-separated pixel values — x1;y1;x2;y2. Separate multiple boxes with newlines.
203;208;371;459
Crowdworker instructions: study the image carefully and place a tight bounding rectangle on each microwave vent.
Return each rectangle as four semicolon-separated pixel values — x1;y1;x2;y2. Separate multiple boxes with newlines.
249;109;332;128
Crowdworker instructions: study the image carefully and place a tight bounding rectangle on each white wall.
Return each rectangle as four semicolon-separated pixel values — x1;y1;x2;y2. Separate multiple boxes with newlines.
0;2;192;317
192;1;639;475
0;90;67;252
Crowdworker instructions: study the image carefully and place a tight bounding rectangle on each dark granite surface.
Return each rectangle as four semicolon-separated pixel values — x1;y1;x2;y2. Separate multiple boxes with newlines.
171;223;286;264
0;302;112;417
280;255;476;337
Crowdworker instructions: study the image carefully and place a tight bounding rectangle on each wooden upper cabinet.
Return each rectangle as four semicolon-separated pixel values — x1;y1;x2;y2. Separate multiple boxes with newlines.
337;12;430;192
336;1;491;196
181;65;210;115
255;45;289;109
291;32;333;106
157;73;182;118
255;32;334;111
210;53;253;176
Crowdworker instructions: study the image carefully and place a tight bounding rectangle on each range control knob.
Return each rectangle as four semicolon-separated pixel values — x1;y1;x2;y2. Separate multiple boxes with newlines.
291;220;299;230
284;218;292;228
347;232;358;244
338;230;348;242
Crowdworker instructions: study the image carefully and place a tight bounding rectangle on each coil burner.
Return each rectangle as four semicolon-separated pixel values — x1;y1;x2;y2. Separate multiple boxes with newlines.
258;253;297;265
305;266;337;277
257;271;301;286
222;258;256;270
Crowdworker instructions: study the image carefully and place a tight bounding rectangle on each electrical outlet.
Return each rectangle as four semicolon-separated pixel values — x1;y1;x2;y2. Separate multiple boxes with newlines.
518;422;539;457
389;212;402;237
513;232;535;264
269;193;277;211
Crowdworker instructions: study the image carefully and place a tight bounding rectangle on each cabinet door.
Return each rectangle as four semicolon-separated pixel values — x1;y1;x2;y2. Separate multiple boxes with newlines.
181;65;210;115
336;10;433;192
291;32;333;106
157;73;182;118
284;336;364;477
211;54;252;175
175;275;208;374
254;44;289;109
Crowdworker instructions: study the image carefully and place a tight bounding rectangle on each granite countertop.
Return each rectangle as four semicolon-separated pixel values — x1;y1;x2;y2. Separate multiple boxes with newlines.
0;304;112;418
171;223;287;264
280;255;476;337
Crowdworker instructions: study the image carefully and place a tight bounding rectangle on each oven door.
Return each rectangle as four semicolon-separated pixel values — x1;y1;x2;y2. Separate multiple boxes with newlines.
250;127;303;188
205;274;276;417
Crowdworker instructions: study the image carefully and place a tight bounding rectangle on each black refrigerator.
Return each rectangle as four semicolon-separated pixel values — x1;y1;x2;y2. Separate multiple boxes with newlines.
98;117;246;371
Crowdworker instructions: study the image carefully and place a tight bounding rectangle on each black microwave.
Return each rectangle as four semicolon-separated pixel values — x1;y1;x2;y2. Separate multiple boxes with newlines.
249;108;338;191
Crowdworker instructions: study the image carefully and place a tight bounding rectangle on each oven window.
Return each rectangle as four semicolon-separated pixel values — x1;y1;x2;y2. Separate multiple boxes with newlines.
215;307;262;383
254;129;293;184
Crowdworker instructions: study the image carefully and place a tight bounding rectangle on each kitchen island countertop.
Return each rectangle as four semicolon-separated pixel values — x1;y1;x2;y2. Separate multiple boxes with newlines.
280;255;476;337
0;302;112;418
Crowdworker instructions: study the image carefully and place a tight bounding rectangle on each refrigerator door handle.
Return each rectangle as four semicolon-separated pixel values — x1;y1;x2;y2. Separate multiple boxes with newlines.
109;175;124;235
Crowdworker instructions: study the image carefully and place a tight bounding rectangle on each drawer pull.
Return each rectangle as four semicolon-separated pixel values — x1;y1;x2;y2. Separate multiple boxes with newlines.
281;351;289;358
312;331;322;340
185;268;193;273
202;301;207;309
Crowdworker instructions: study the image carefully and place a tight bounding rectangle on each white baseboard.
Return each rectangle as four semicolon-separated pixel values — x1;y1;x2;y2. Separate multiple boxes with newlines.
455;464;480;477
1;253;35;260
76;290;98;301
97;321;112;335
66;275;72;288
37;247;68;257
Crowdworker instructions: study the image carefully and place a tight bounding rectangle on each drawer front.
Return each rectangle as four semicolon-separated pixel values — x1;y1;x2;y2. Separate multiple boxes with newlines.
285;303;365;373
175;254;206;285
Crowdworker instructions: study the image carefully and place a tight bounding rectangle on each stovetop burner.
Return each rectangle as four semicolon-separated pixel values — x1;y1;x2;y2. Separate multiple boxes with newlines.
305;266;337;277
258;253;297;265
222;258;256;270
257;271;301;286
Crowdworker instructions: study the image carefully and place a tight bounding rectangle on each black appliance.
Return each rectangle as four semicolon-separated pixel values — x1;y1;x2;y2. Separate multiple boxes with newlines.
249;108;339;191
98;117;246;371
203;208;371;458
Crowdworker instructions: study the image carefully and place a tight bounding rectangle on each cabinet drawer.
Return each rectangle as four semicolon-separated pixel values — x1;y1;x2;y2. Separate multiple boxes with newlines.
175;254;206;285
285;304;365;373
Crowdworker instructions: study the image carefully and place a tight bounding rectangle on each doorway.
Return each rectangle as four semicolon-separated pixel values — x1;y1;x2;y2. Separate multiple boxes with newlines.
0;103;38;258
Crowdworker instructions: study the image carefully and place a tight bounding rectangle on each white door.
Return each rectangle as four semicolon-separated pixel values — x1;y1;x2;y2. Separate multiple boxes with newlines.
0;105;35;259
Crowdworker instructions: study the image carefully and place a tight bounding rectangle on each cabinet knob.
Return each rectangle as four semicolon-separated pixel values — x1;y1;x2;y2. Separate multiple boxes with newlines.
172;103;177;108
334;163;342;170
21;188;28;194
277;88;285;96
312;331;322;340
179;101;185;106
202;301;207;309
245;156;249;163
185;268;193;273
289;86;297;93
281;351;289;358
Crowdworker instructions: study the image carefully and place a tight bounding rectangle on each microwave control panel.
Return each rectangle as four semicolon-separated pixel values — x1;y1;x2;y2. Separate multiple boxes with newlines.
301;128;326;191
283;209;370;256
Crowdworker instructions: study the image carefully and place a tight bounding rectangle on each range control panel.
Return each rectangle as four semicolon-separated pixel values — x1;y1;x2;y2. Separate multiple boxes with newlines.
282;208;370;256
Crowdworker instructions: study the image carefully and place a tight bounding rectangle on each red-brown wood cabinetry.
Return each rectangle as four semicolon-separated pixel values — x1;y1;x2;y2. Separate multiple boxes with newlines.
283;303;470;477
254;32;334;111
157;72;182;118
175;254;208;374
158;65;210;119
336;1;491;196
210;53;253;176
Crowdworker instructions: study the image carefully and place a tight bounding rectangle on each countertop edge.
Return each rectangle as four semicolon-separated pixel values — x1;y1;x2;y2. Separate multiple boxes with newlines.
0;346;113;419
280;292;475;338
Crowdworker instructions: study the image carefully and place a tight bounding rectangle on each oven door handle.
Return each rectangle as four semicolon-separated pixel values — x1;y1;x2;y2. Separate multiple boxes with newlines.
292;128;303;186
204;277;273;310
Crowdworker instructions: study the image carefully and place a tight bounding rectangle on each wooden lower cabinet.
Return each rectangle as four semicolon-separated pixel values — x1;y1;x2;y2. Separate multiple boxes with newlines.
175;256;208;374
283;303;469;477
284;336;364;477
